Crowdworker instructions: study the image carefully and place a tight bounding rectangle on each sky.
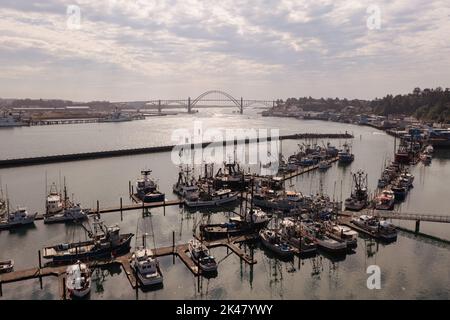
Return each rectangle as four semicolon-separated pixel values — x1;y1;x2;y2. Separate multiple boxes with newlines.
0;0;449;101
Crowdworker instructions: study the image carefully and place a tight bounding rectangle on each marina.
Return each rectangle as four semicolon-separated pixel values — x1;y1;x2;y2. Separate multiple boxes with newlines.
0;111;449;300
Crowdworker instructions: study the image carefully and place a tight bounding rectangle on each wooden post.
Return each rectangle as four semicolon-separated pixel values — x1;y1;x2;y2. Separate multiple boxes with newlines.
96;200;99;214
38;250;42;269
134;267;139;298
415;220;421;234
142;201;145;217
0;281;3;297
128;181;131;196
172;230;176;264
120;197;123;221
62;277;66;300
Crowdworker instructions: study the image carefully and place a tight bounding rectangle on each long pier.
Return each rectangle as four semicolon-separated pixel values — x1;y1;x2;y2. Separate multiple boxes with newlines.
0;234;258;298
280;156;340;181
340;210;450;235
0;133;353;168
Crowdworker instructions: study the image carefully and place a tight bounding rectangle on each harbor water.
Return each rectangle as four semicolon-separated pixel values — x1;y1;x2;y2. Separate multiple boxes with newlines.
0;109;449;299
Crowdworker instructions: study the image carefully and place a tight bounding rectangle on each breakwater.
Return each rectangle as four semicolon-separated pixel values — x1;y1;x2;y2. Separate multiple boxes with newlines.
0;132;353;168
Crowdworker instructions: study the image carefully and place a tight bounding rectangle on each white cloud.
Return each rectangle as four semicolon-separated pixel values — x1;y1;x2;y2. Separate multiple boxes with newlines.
0;0;449;100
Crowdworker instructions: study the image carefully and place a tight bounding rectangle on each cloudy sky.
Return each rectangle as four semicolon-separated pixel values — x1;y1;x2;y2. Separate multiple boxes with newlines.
0;0;449;101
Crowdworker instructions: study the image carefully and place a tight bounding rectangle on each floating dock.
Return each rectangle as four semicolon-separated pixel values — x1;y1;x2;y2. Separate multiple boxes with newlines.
0;234;258;298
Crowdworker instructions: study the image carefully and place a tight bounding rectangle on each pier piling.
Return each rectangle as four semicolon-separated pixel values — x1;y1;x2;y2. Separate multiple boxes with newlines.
128;181;131;196
172;231;176;264
62;277;66;300
415;220;421;234
0;281;2;297
38;250;42;269
120;197;123;221
96;200;99;215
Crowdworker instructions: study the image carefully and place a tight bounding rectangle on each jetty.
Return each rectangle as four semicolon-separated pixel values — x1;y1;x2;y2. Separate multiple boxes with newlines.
0;133;353;168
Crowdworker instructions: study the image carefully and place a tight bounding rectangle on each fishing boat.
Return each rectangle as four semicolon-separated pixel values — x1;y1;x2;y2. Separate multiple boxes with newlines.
44;204;89;224
184;188;238;208
43;218;133;262
0;207;37;230
318;160;331;171
324;222;358;249
44;181;88;223
188;239;218;272
390;182;407;201
132;247;163;286
351;215;397;241
375;189;395;210
338;143;354;164
213;161;249;190
278;218;317;255
344;170;369;211
0;260;14;273
259;229;294;258
46;183;63;214
173;166;199;199
252;189;307;211
303;223;347;255
136;170;165;203
200;207;270;239
65;261;91;298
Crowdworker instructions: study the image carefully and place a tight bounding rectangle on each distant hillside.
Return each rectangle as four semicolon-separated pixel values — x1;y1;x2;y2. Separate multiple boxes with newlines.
370;88;450;122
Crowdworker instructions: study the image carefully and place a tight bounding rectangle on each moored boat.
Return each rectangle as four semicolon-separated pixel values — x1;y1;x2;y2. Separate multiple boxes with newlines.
259;229;294;258
0;207;37;230
43;219;133;262
65;261;91;298
136;170;165;203
375;189;395;210
0;259;14;273
132;247;163;286
188;239;218;272
351;215;397;241
184;188;238;208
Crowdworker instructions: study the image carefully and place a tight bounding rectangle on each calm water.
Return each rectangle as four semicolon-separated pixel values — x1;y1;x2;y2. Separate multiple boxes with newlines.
0;109;449;300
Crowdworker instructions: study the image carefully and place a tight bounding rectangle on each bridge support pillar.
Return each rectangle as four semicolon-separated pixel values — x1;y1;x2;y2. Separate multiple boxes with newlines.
415;220;421;234
188;97;191;113
240;97;243;114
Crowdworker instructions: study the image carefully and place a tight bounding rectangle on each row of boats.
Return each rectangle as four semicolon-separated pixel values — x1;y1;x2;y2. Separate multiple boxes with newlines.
0;181;89;230
277;142;354;174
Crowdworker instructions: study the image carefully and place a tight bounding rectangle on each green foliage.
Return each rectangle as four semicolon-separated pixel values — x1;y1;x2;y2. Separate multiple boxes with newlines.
371;87;450;122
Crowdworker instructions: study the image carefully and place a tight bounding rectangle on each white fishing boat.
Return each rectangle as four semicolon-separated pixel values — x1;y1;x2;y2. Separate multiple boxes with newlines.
0;207;37;230
132;247;163;286
44;180;88;223
325;222;358;248
46;183;63;215
188;239;217;272
65;261;91;298
259;229;295;258
185;188;238;208
0;259;14;273
44;204;88;224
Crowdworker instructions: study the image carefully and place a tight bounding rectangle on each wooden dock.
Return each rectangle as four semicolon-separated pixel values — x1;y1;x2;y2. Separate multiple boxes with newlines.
0;234;258;297
340;209;450;234
34;199;184;220
280;156;340;181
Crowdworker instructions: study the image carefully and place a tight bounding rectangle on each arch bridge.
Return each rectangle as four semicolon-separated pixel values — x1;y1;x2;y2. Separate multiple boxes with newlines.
145;90;275;114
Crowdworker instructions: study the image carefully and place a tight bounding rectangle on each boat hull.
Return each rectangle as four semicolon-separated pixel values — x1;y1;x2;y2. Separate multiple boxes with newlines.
44;234;133;263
